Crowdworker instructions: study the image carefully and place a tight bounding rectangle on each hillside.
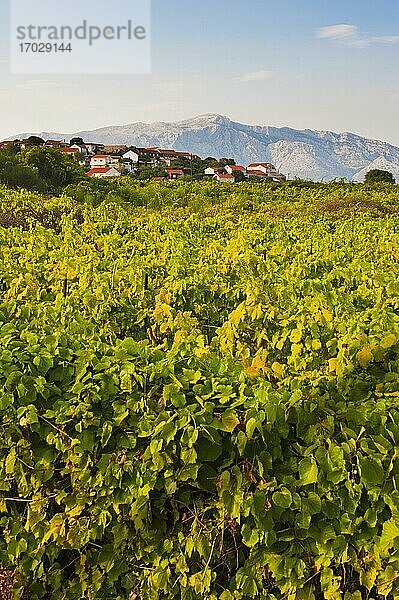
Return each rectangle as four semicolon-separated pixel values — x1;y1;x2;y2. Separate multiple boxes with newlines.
8;113;399;181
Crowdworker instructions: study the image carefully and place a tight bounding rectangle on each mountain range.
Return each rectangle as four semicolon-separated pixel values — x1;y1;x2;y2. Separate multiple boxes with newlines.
7;113;399;181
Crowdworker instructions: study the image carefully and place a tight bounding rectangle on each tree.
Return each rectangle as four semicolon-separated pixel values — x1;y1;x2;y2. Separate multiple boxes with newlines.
21;147;85;192
138;167;167;180
234;170;246;183
219;158;236;167
25;135;45;147
70;137;84;147
365;169;395;184
0;160;47;192
203;157;220;168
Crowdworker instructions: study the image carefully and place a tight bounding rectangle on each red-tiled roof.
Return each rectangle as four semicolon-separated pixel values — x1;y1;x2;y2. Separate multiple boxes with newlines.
60;147;79;153
87;167;114;176
227;165;245;171
247;163;274;168
91;154;109;159
247;170;269;176
215;173;235;179
138;148;159;155
167;169;184;175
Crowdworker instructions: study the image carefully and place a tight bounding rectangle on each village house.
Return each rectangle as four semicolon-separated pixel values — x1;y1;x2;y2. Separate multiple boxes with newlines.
103;145;127;154
134;148;160;167
247;170;274;182
167;169;184;180
123;150;139;164
44;140;67;149
246;162;286;182
0;140;20;149
85;142;105;154
90;154;111;167
60;147;80;158
87;166;121;178
204;167;220;176
70;144;88;156
225;165;246;175
122;150;139;174
271;173;286;182
247;162;276;175
214;173;235;183
157;149;179;167
176;151;192;160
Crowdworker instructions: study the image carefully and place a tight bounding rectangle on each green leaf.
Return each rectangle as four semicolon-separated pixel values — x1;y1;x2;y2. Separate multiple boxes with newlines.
237;431;247;456
359;457;384;486
221;410;240;433
0;393;14;411
381;334;396;349
5;449;16;474
77;429;96;452
100;422;113;446
303;492;322;515
163;384;186;408
113;406;129;426
161;421;177;443
272;487;292;508
380;519;399;553
357;346;373;367
246;417;258;439
179;464;199;481
299;457;318;485
196;436;223;462
241;523;259;547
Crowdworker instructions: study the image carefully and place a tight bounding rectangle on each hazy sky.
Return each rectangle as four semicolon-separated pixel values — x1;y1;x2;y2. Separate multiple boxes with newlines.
0;0;398;143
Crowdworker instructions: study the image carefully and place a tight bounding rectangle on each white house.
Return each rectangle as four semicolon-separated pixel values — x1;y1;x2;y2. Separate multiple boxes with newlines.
123;150;139;164
70;144;88;156
87;166;121;178
214;173;235;183
167;169;184;180
60;147;80;159
85;142;105;154
44;140;65;149
225;165;246;175
247;163;276;174
204;167;219;175
246;169;269;179
90;154;111;167
121;150;139;174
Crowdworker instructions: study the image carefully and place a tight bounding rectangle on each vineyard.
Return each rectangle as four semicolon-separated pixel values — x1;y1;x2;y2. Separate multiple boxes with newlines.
0;181;399;599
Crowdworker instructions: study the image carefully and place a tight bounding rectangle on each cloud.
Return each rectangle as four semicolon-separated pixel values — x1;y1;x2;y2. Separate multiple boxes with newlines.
317;24;358;41
316;24;399;48
235;70;274;83
372;35;399;44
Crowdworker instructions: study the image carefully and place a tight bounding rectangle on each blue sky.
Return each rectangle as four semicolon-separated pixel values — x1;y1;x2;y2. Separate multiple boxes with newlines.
0;0;398;143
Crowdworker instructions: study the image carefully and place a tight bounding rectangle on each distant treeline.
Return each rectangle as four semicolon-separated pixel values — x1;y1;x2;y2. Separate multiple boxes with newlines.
0;145;396;198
